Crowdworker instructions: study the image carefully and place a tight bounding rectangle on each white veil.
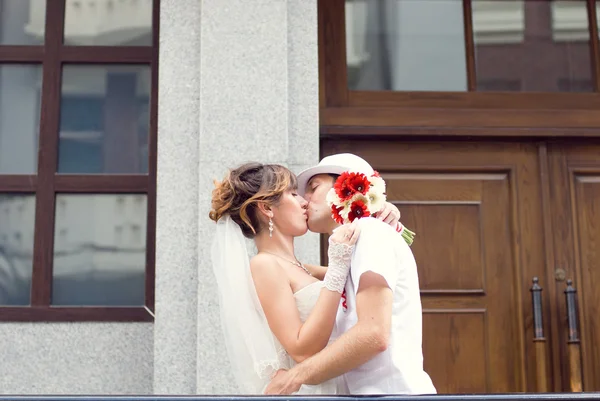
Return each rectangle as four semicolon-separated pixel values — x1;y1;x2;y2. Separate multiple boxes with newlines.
211;216;285;394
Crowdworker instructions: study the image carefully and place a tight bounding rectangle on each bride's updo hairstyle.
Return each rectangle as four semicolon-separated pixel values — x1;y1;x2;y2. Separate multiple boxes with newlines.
209;162;298;238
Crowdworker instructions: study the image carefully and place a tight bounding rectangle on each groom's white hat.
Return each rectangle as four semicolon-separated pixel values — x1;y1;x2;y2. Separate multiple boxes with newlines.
297;153;375;196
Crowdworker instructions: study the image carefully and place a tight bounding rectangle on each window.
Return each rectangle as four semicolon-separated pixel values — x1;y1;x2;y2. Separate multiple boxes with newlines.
346;0;468;91
346;0;594;92
0;0;157;321
319;0;600;129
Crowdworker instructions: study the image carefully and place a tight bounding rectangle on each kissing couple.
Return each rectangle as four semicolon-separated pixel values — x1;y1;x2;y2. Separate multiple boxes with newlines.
210;153;436;395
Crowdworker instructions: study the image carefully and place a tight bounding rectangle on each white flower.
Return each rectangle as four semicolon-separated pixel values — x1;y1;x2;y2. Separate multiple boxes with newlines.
339;204;351;221
367;175;387;214
367;190;386;214
338;193;369;223
350;192;369;204
369;175;386;194
326;188;341;207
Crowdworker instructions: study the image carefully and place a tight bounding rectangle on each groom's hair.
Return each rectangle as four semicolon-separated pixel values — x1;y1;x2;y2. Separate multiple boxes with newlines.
209;163;298;238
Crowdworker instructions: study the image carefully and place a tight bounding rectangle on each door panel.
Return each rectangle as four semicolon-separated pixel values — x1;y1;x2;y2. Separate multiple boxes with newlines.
548;144;600;391
321;140;548;393
392;174;516;393
573;176;600;391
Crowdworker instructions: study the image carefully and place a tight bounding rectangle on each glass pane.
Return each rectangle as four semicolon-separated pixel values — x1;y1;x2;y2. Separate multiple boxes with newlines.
0;0;45;45
0;194;35;306
472;0;592;92
64;0;152;46
346;0;467;91
58;65;150;174
0;64;41;174
52;194;147;306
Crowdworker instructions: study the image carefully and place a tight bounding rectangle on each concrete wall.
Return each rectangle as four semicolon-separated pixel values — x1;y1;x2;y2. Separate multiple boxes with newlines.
0;323;153;394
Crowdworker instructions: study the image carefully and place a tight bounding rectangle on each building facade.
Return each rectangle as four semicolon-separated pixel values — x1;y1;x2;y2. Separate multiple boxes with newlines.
0;0;599;396
0;0;319;395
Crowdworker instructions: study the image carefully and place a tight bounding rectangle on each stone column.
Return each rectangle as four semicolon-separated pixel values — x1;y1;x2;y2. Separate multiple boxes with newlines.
155;0;319;394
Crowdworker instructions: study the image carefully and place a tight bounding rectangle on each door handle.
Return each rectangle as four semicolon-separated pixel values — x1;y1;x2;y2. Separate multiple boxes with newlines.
530;277;548;392
565;280;583;392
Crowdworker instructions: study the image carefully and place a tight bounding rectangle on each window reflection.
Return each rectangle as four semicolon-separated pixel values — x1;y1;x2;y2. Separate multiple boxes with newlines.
0;195;35;306
473;0;592;92
63;0;152;46
58;65;150;174
345;0;594;93
0;0;45;45
0;65;42;174
52;194;147;306
346;0;468;91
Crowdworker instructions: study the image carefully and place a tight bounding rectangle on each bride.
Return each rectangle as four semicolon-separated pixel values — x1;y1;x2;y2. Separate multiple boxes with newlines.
209;162;401;394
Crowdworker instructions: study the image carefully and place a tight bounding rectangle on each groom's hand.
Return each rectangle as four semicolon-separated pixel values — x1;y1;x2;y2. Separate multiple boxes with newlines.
263;369;301;395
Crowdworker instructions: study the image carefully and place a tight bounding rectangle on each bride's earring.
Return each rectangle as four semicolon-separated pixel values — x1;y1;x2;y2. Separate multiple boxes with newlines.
269;215;274;238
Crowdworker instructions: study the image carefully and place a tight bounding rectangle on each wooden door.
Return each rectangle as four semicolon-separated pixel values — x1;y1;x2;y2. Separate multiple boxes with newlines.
547;143;600;392
321;139;548;393
317;0;600;393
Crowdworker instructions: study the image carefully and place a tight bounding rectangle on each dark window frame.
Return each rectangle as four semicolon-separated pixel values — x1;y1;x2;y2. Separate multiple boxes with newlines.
0;0;159;322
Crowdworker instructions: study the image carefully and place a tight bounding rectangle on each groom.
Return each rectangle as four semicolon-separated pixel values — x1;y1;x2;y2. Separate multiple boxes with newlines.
264;153;436;395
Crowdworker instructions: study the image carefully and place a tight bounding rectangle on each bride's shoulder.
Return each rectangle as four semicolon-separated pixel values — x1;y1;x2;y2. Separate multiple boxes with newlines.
250;253;284;276
250;253;289;288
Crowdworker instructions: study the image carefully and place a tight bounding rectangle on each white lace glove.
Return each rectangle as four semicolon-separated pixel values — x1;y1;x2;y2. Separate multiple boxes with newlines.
323;240;354;293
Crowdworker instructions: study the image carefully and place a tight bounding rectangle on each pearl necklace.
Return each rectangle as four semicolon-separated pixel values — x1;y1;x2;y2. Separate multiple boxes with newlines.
261;251;312;276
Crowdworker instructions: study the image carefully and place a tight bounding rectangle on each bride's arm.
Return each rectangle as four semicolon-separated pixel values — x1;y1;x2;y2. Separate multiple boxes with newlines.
303;264;327;280
251;225;358;364
251;258;340;363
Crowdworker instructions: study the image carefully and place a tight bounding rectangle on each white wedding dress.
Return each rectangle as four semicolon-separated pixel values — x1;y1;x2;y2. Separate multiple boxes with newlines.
211;217;347;395
270;280;346;395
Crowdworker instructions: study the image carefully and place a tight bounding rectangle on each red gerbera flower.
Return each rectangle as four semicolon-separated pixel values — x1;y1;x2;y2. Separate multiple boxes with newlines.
348;199;370;222
334;172;371;201
347;173;370;195
334;172;355;201
331;204;344;224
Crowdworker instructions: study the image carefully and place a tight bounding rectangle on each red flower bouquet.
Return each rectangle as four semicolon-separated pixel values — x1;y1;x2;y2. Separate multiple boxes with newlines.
326;171;416;246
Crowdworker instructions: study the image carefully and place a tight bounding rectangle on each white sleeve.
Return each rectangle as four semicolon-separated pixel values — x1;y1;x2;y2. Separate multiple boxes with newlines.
350;218;399;294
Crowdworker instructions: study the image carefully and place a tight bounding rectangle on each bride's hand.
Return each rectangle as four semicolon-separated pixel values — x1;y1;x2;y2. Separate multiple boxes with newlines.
329;220;360;246
324;221;360;293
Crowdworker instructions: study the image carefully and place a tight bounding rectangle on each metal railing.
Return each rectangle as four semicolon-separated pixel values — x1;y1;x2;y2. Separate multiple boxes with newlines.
0;394;599;401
